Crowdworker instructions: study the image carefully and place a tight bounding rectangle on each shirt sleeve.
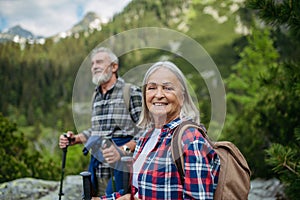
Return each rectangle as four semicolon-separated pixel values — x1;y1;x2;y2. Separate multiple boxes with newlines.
129;85;142;123
100;187;138;199
181;127;220;199
100;190;123;200
82;128;92;139
128;85;143;141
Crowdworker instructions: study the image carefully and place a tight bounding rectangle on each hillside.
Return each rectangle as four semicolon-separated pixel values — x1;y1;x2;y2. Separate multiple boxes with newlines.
101;0;248;74
0;0;249;125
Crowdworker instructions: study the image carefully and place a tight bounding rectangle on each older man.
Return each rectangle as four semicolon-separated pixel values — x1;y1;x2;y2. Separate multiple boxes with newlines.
59;47;142;199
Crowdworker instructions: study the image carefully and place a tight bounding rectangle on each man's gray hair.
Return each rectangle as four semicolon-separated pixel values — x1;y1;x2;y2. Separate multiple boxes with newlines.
138;61;200;129
91;47;119;64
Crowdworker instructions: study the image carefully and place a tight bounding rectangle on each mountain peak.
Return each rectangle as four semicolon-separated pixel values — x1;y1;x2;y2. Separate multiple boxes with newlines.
5;25;34;39
71;11;102;33
84;12;100;21
50;11;102;42
0;25;44;44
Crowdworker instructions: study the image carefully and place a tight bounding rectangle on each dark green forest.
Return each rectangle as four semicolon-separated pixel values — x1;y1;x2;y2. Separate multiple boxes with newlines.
0;0;299;199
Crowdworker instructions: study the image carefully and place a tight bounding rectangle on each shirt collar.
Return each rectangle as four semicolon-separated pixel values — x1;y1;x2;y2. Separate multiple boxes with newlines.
162;117;182;133
94;77;125;94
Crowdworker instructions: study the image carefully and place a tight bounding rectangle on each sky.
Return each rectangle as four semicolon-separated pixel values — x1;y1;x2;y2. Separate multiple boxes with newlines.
0;0;132;37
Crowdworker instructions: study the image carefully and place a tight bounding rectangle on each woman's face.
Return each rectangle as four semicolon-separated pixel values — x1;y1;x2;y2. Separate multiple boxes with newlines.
145;67;184;124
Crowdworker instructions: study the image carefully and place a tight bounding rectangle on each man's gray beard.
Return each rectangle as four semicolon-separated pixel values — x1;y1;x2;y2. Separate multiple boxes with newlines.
92;71;112;86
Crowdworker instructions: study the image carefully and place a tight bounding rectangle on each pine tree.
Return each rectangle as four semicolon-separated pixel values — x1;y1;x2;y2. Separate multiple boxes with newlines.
245;0;300;199
247;0;300;38
224;27;280;178
0;113;60;182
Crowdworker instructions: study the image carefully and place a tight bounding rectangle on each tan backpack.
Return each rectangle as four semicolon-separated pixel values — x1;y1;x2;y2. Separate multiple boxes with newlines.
171;121;251;200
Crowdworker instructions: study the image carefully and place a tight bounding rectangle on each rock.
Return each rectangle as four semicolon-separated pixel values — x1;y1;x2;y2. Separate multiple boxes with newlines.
0;175;83;200
248;178;287;200
0;176;287;199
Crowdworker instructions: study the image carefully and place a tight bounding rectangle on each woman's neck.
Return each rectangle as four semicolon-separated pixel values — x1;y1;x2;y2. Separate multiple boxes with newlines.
153;115;179;128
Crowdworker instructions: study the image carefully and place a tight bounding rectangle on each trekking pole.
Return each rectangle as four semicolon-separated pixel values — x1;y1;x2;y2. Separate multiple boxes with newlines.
101;137;116;192
58;134;74;200
80;171;92;200
121;156;134;200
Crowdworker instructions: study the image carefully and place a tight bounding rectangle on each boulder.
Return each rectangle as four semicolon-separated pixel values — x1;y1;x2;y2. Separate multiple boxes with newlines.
0;176;287;199
248;178;287;200
0;175;83;200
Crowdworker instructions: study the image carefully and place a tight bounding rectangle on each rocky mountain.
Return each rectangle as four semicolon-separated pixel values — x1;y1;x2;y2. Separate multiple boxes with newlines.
0;12;102;44
6;25;34;38
0;25;42;43
52;11;102;41
71;12;102;33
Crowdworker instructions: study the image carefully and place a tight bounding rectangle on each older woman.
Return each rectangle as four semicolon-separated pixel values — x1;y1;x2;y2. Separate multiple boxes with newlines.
102;61;220;200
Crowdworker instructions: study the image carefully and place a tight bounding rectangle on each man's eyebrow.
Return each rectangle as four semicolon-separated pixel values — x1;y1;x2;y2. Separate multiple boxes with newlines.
95;59;104;62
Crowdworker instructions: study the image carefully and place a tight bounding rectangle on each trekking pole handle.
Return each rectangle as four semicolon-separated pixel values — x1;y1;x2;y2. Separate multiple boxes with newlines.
61;134;74;168
101;137;112;149
80;171;92;200
121;156;134;200
63;133;75;148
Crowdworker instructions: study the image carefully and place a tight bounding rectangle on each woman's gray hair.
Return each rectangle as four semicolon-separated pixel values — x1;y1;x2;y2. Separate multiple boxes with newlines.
91;47;119;64
138;61;200;129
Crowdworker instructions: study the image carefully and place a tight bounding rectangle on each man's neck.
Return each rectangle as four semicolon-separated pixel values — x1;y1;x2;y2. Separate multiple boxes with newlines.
100;75;117;94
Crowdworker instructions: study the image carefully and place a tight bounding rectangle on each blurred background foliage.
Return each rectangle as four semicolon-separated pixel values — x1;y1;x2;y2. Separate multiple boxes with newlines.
0;0;299;199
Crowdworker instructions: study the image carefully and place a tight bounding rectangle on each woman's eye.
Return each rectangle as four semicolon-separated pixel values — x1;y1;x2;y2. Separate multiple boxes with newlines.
147;86;156;90
164;86;174;91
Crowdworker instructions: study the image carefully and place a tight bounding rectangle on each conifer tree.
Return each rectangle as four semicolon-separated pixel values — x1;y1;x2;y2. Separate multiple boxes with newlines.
0;113;60;182
247;0;300;38
245;1;300;198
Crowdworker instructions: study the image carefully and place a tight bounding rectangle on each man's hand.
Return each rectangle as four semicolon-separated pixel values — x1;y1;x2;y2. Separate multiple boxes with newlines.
58;131;75;149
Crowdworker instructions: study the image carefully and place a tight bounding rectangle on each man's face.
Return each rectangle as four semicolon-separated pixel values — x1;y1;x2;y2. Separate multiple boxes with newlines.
91;52;113;85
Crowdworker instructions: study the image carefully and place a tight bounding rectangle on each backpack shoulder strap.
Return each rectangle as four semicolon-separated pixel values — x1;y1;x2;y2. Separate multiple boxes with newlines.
91;83;132;111
91;91;96;107
122;83;132;112
171;121;207;184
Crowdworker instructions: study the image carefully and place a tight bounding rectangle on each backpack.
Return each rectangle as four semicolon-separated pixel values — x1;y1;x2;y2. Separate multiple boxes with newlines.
171;120;251;200
92;83;132;111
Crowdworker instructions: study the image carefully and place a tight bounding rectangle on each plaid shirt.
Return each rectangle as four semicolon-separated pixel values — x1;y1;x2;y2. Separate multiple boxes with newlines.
82;77;142;178
101;118;220;199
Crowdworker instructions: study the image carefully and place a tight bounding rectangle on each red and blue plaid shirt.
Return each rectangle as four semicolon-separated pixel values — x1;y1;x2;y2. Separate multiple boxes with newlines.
101;118;220;199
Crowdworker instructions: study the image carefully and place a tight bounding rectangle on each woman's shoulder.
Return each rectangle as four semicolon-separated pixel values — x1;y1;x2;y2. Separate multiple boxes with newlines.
177;123;213;150
182;125;205;142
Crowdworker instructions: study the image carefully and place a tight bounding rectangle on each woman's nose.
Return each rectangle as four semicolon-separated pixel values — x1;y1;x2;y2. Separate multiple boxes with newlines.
154;87;165;98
